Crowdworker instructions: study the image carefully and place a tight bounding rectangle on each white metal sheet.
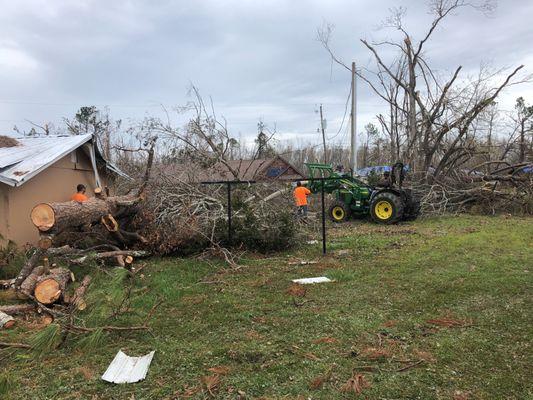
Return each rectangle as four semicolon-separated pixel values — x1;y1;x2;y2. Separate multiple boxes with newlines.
101;350;155;384
292;277;333;284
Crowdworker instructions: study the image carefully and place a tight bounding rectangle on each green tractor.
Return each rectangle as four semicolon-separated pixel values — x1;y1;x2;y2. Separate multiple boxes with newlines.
305;162;420;224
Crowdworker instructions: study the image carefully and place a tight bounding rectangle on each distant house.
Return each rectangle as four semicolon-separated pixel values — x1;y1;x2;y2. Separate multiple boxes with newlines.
157;155;305;183
206;155;305;182
0;134;126;246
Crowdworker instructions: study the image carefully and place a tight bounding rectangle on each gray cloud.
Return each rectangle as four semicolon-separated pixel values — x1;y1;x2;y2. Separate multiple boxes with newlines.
0;0;531;146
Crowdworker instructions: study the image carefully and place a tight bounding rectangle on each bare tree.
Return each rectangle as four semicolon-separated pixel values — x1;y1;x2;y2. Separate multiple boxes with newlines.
319;0;528;177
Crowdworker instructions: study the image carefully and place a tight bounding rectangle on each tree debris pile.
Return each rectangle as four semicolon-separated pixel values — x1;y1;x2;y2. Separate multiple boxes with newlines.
414;163;532;214
134;173;300;255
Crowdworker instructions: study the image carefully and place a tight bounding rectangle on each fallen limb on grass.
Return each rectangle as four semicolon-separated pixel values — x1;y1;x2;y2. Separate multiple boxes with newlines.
0;304;35;315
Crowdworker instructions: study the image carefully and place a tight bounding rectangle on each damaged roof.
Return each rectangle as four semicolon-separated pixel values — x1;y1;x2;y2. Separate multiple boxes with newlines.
0;134;127;187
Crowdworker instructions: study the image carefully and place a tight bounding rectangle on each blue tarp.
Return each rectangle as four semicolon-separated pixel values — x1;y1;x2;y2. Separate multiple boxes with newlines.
356;165;410;177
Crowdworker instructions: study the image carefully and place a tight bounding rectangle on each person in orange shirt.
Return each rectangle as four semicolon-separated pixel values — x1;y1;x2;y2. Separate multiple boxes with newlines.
71;184;88;202
293;181;311;217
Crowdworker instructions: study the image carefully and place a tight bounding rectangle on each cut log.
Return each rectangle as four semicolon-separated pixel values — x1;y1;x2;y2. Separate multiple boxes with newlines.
14;248;45;287
0;304;35;315
34;267;72;305
71;276;92;311
20;265;45;296
31;195;143;234
38;235;53;250
0;311;15;329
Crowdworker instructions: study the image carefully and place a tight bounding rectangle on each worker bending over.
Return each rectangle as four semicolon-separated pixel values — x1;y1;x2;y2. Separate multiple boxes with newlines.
71;184;88;202
293;181;311;217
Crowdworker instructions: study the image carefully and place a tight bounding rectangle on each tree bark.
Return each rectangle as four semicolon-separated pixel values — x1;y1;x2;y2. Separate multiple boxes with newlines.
71;276;92;311
14;248;45;287
20;265;45;296
0;304;35;314
30;194;143;235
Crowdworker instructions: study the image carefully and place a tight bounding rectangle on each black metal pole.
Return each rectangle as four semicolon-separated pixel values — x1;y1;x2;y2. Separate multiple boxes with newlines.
321;180;326;254
227;182;232;246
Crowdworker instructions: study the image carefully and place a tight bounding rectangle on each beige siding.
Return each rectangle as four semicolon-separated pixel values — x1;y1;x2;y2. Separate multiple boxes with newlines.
0;185;9;246
2;149;108;246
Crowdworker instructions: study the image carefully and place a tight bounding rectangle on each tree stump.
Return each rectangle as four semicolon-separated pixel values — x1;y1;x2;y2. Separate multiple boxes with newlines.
34;267;72;305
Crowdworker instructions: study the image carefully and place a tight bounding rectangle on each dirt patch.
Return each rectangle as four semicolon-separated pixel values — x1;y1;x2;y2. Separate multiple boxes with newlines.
0;135;20;148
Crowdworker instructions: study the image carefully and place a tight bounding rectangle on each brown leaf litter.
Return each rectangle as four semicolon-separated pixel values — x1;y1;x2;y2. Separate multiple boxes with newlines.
309;364;335;390
426;316;473;328
340;373;371;395
286;283;306;297
360;347;391;360
201;374;221;396
313;336;338;344
207;365;231;375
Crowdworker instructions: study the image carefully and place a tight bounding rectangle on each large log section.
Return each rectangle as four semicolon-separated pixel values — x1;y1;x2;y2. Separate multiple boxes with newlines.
30;195;142;235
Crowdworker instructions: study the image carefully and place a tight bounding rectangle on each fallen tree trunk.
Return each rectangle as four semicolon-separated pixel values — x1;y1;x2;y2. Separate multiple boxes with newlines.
30;194;143;235
0;311;15;329
34;267;72;305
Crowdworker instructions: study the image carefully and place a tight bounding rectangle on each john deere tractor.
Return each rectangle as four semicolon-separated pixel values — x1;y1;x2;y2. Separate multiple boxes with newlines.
305;162;420;224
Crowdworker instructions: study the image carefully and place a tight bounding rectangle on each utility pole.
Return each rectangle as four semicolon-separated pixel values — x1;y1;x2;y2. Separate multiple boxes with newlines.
350;61;357;175
319;104;327;164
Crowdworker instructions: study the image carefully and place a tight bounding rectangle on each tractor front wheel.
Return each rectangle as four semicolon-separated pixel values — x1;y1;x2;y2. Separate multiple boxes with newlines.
328;201;351;223
370;192;404;224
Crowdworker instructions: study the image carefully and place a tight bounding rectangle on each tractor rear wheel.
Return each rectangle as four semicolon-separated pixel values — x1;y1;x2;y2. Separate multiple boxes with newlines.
328;201;351;223
370;192;404;224
402;196;421;221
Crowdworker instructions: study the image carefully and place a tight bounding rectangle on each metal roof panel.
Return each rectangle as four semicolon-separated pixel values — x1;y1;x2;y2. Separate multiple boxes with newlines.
0;134;93;186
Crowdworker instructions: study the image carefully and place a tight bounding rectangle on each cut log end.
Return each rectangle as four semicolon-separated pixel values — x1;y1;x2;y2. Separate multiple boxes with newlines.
38;236;53;250
34;278;61;304
31;203;55;232
101;214;119;232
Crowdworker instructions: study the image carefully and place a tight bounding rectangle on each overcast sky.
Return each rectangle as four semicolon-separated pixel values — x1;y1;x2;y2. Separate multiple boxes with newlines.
1;0;532;147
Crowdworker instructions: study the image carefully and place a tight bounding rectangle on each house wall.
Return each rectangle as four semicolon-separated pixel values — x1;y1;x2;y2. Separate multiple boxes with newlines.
0;185;8;246
2;149;108;247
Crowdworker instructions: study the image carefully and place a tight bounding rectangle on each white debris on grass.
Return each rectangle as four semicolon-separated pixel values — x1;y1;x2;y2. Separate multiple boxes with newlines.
288;260;319;266
292;277;333;284
102;350;155;384
306;240;319;245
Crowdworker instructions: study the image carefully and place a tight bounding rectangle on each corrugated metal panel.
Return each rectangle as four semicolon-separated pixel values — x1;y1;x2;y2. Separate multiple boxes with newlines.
0;134;93;187
101;350;155;384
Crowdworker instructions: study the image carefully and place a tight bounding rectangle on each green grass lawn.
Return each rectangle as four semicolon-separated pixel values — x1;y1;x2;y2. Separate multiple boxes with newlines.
1;215;532;399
